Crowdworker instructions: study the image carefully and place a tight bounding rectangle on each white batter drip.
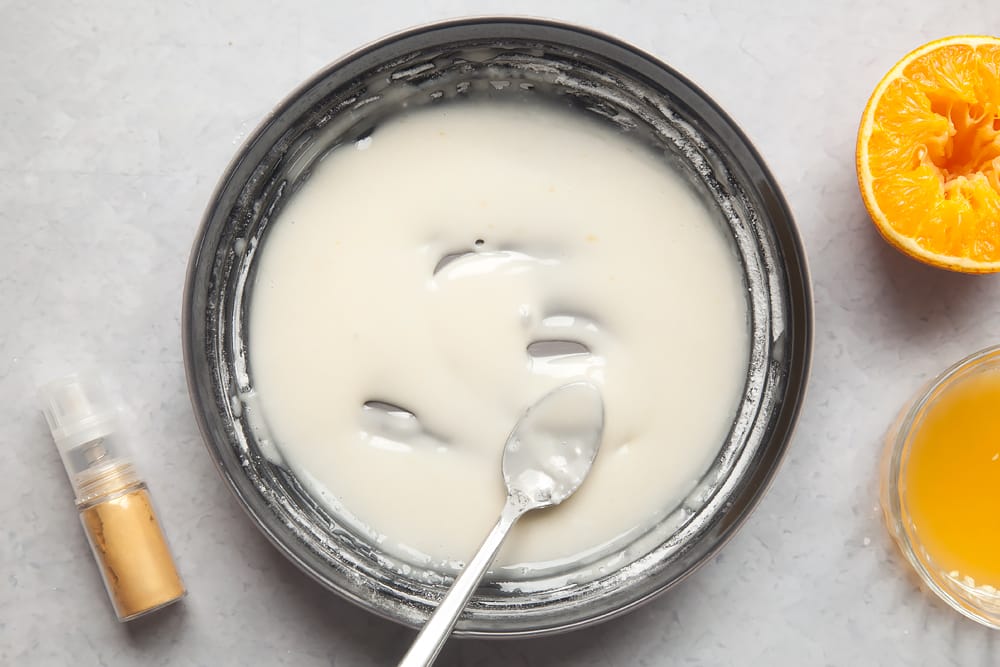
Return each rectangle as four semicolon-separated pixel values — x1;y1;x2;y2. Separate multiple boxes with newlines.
248;101;749;570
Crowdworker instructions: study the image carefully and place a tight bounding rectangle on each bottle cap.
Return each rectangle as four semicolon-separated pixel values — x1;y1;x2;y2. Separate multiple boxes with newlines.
40;374;134;502
40;375;116;453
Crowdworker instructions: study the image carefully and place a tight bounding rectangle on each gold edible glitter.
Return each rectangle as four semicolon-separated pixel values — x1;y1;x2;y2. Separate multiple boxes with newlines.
41;375;186;622
80;485;185;620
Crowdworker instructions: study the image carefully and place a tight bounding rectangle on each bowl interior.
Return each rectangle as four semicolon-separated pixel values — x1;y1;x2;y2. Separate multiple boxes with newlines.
184;18;811;636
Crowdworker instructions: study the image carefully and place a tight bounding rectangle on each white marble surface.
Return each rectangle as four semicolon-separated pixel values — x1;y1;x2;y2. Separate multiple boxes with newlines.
3;1;1000;664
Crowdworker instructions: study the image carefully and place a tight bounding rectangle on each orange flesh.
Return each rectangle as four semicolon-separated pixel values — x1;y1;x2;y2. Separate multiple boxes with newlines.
904;368;1000;586
863;39;1000;265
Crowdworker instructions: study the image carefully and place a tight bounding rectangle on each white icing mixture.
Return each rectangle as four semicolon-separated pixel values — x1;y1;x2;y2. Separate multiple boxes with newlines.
248;101;748;571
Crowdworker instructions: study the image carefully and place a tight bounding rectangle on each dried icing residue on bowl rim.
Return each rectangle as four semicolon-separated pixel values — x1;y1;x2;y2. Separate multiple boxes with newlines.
183;17;812;637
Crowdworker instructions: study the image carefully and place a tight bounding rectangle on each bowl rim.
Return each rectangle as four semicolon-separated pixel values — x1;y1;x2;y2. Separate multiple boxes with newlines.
183;15;814;637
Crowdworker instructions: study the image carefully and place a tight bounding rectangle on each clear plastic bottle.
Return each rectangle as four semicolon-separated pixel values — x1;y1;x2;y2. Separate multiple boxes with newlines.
40;375;186;621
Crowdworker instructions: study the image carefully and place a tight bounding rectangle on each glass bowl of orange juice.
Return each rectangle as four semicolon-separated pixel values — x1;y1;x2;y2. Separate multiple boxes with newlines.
882;344;1000;629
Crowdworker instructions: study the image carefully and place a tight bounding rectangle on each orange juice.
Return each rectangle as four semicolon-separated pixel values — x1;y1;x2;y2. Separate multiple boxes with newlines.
903;366;1000;588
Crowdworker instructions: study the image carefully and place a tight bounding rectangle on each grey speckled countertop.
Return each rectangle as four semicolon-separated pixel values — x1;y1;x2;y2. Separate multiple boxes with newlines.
3;1;1000;665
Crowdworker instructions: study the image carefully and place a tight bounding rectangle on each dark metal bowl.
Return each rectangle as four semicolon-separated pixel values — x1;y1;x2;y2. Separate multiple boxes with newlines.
183;17;812;637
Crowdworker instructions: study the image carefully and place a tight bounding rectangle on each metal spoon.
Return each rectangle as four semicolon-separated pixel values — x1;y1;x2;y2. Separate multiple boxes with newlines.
399;381;604;667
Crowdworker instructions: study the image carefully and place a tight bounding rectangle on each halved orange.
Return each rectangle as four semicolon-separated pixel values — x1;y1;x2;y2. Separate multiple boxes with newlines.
857;35;1000;273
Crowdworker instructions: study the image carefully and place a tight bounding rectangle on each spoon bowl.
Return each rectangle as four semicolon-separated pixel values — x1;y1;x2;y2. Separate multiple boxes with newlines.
503;381;605;510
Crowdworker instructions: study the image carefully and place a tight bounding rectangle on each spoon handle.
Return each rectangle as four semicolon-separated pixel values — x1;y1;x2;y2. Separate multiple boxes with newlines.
398;496;527;667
